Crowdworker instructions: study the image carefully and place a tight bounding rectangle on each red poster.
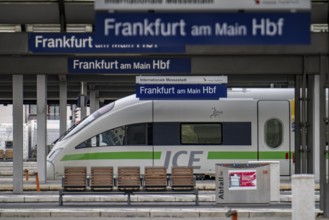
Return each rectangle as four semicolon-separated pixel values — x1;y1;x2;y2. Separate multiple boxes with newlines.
228;170;257;190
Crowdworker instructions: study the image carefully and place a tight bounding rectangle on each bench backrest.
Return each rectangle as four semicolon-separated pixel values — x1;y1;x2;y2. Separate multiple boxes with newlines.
0;149;4;160
63;167;87;190
117;166;140;190
90;167;113;189
171;166;195;190
5;149;13;160
144;166;167;190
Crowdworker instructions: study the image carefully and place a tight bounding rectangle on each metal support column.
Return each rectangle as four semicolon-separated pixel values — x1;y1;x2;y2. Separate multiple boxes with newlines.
12;75;23;193
301;72;308;173
307;75;314;174
313;75;320;182
59;80;67;135
58;0;66;32
37;75;47;183
319;55;328;215
295;75;301;174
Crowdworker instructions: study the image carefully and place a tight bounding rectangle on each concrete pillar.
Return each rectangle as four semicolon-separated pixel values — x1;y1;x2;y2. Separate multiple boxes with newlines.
80;82;87;119
12;75;24;193
292;174;315;220
37;75;47;183
90;89;99;114
59;80;67;135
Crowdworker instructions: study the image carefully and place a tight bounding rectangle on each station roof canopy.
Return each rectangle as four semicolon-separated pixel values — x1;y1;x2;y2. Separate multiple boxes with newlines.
0;0;328;104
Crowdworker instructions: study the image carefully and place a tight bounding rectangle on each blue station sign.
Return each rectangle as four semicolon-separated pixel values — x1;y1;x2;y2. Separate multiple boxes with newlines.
136;76;228;100
28;33;185;53
28;11;310;54
68;57;191;74
95;12;310;46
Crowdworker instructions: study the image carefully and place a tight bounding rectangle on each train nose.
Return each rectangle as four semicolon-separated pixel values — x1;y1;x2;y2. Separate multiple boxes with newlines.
46;161;55;180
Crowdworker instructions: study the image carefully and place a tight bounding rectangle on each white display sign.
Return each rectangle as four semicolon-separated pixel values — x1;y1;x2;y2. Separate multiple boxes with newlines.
95;0;310;11
136;76;227;84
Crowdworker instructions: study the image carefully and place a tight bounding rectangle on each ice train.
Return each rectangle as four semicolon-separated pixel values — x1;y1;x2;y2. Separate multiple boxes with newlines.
46;88;295;179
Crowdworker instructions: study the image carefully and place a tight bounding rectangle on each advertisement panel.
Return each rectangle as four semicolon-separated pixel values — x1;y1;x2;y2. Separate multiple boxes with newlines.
228;170;257;190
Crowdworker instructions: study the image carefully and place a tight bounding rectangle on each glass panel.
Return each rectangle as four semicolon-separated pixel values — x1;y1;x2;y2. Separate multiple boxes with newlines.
65;102;115;139
181;123;221;144
264;118;283;148
126;124;147;145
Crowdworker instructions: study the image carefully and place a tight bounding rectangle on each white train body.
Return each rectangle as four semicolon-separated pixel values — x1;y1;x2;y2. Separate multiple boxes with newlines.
47;89;294;179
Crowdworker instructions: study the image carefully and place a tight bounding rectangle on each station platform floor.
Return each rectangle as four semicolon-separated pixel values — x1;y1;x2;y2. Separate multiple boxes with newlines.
0;162;326;219
0;191;325;220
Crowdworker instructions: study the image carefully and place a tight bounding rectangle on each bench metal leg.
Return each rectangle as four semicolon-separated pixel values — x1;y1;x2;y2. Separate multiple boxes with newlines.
59;191;63;206
127;192;131;205
195;190;199;206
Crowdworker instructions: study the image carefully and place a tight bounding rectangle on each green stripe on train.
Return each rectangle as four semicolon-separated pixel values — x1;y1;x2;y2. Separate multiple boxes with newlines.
207;151;292;159
61;151;161;161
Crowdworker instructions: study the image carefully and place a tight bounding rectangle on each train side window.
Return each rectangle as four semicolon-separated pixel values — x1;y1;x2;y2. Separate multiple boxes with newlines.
181;123;222;144
100;126;126;146
75;126;125;149
264;118;283;148
126;124;147;145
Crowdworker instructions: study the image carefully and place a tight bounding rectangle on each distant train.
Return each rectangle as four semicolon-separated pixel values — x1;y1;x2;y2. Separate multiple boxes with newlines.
46;88;295;180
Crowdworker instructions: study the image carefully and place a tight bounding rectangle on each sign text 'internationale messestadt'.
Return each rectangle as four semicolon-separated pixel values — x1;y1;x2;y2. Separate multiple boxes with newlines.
95;0;310;11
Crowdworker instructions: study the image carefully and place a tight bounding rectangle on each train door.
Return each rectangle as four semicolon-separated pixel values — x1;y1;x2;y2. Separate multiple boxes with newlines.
257;100;291;176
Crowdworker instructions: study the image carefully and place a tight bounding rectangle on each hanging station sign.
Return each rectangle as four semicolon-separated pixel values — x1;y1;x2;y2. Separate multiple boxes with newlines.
95;0;310;11
95;12;310;46
67;57;191;74
136;76;228;100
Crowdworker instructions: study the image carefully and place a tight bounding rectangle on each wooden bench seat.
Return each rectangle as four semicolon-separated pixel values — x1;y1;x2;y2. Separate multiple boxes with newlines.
90;167;113;190
171;166;195;190
0;149;4;160
117;166;140;191
62;167;87;191
5;149;13;160
144;166;167;190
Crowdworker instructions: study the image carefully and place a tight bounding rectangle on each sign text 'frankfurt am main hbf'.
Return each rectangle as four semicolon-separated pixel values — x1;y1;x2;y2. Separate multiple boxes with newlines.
95;12;310;47
136;76;227;100
28;11;311;54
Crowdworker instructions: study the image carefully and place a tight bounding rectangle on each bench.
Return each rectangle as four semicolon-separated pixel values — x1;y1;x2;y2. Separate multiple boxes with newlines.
59;166;131;206
59;166;198;206
59;167;87;205
132;166;199;205
0;149;4;160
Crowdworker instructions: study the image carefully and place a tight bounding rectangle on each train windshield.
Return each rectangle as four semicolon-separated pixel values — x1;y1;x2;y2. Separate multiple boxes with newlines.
63;102;115;140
